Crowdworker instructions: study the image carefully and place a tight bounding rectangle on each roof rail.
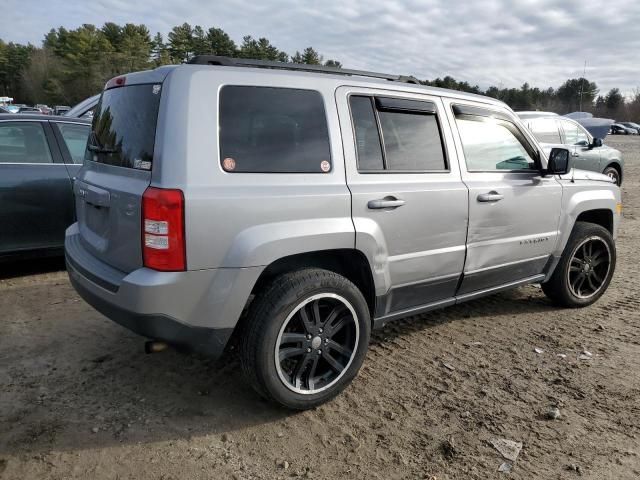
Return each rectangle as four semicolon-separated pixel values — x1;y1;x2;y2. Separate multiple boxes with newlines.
186;55;421;84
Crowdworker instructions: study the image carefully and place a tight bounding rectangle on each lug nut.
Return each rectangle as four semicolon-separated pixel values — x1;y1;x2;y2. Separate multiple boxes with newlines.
319;328;323;333
317;350;322;355
306;334;312;340
324;338;329;343
307;348;312;353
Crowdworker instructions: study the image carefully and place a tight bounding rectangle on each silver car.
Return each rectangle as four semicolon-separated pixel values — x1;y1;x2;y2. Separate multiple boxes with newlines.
66;57;621;409
518;112;624;185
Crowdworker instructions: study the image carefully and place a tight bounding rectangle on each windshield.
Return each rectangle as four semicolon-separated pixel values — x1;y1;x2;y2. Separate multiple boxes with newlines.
66;94;100;118
87;84;161;170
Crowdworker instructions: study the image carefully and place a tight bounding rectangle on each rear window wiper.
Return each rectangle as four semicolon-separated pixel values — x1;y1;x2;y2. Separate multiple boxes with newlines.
88;144;118;154
87;131;118;154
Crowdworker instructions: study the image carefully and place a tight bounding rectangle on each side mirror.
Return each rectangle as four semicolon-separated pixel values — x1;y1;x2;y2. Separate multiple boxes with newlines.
547;148;571;175
589;138;603;149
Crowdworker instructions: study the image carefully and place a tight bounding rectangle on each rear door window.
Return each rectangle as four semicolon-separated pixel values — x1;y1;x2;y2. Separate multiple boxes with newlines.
528;118;562;144
0;122;53;164
54;122;90;164
349;96;384;170
89;84;161;170
219;86;332;173
350;95;447;172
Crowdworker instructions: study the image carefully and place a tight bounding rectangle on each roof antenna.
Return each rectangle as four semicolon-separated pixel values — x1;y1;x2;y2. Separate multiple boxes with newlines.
579;60;587;112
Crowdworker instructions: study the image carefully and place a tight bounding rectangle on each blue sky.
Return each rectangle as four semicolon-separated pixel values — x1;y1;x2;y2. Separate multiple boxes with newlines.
4;0;640;96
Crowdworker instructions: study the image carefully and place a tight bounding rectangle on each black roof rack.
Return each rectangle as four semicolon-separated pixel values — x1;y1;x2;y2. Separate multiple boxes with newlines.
187;55;421;85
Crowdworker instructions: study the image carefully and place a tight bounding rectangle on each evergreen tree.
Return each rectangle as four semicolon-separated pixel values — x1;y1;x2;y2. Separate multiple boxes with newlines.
206;27;237;57
168;23;193;62
605;88;623;111
301;47;322;64
151;32;171;66
191;25;208;56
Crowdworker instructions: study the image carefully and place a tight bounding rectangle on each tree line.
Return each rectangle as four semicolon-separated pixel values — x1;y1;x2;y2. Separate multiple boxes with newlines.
0;22;638;120
426;76;639;121
0;22;341;106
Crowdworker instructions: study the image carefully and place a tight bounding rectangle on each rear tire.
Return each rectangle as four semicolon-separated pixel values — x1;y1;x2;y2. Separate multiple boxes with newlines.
542;222;616;308
240;268;371;410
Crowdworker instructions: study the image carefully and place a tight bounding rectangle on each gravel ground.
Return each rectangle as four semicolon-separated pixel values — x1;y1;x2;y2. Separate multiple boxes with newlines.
1;136;639;480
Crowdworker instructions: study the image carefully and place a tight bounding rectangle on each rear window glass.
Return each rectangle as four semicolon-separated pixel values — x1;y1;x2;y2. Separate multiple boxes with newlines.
88;84;161;170
219;86;331;173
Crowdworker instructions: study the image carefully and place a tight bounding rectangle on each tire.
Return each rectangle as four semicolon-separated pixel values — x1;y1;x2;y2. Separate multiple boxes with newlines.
542;222;616;308
240;268;371;409
602;166;621;186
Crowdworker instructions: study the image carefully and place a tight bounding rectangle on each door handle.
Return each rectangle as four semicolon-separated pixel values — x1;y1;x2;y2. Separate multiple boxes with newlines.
367;197;406;209
477;191;504;203
571;152;580;157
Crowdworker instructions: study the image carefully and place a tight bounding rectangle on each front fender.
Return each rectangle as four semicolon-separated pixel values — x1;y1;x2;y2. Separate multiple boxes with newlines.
554;185;620;257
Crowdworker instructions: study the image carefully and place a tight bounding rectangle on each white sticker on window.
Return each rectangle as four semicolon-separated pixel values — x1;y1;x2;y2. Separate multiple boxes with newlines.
134;158;152;170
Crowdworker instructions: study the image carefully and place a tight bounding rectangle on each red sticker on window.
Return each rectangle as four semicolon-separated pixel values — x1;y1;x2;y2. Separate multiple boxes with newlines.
223;157;236;171
320;160;331;172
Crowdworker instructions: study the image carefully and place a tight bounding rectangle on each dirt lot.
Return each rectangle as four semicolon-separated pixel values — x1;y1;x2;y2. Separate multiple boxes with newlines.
1;136;639;480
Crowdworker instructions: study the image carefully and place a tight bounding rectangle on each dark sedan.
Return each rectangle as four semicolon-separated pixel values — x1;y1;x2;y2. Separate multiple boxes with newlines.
0;114;90;259
620;122;640;134
610;123;637;135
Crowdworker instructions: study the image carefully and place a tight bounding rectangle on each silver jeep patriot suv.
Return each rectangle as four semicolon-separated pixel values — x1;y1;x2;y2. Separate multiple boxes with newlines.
66;56;621;409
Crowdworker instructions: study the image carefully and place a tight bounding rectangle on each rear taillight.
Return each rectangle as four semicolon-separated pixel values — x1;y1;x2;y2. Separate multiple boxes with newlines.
142;187;186;271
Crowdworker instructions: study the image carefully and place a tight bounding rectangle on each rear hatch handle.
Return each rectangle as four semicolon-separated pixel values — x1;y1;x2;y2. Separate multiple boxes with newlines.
74;180;111;208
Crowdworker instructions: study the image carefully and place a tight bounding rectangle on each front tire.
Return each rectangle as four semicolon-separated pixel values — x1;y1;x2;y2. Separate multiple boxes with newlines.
542;222;616;308
240;269;371;409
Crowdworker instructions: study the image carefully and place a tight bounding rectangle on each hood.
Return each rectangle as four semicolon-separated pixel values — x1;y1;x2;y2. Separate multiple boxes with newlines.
558;168;615;184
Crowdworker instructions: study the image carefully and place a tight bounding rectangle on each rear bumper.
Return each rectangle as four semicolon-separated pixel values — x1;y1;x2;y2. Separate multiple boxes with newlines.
65;224;264;357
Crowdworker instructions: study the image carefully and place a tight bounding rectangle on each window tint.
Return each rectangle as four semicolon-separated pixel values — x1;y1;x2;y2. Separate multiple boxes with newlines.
0;122;52;164
528;118;561;144
379;110;446;170
350;95;447;172
559;119;589;145
55;123;90;163
456;118;537;171
219;86;331;173
350;96;384;170
90;84;161;170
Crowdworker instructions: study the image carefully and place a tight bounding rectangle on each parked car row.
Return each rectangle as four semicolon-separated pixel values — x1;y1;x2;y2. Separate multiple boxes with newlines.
610;122;640;135
0;104;72;115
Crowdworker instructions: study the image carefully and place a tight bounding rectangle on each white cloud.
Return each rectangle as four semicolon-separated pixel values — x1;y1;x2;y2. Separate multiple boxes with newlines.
4;0;640;95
